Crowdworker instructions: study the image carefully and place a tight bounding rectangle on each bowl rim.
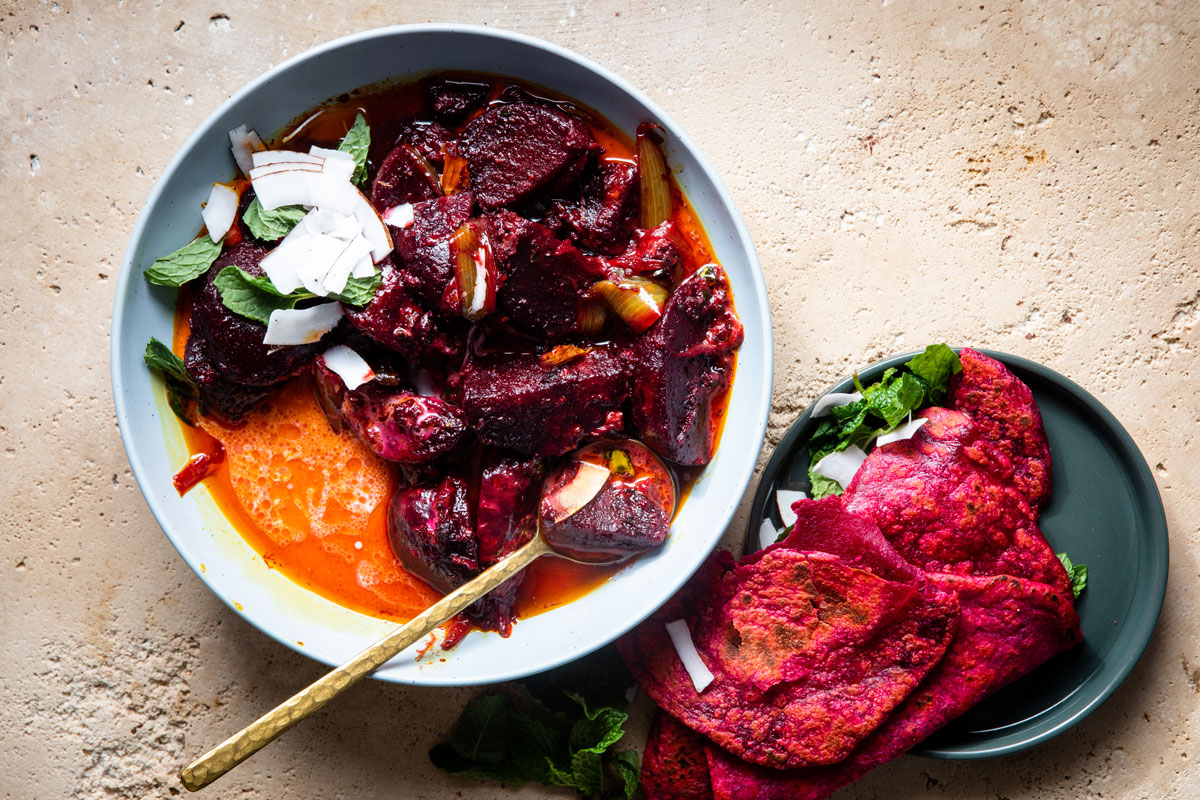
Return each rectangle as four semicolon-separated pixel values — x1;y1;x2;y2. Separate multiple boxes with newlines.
111;23;774;685
746;347;1168;757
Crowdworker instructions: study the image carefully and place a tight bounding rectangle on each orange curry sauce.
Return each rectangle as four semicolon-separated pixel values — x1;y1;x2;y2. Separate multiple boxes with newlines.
171;74;734;629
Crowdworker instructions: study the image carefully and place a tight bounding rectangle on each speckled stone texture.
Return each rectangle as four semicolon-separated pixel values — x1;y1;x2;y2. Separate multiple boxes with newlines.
2;2;1197;798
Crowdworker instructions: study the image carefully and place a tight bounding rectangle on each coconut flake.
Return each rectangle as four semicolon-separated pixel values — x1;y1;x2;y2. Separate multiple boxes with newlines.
758;519;781;551
383;203;415;229
876;417;929;447
263;302;343;346
350;255;376;279
251;168;315;210
321;344;375;390
201;182;239;243
542;461;611;523
354;193;393;262
813;445;868;492
293;232;355;296
252;150;324;169
310;146;356;182
229;125;255;176
305;170;358;215
775;488;807;527
322;234;373;295
812;391;863;418
664;620;714;693
247;130;266;152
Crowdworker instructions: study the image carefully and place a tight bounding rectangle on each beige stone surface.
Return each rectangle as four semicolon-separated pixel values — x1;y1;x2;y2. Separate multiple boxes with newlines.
2;1;1197;797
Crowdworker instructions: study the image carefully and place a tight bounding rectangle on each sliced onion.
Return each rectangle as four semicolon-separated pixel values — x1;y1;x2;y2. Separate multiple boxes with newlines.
577;297;607;336
758;519;781;551
593;277;668;333
876;417;928;447
262;302;343;346
540;344;592;368
440;147;469;195
321;344;375;390
664;619;714;693
201;182;240;243
450;219;497;321
813;445;868;492
812;391;863;418
541;460;611;523
775;488;807;528
637;122;672;229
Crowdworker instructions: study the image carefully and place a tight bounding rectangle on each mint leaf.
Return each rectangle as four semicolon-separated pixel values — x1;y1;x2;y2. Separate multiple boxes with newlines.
608;751;640;800
908;343;962;401
338;113;370;187
1057;552;1088;598
431;647;638;797
803;344;958;497
144;236;221;287
213;266;299;325
447;693;513;763
144;337;193;386
242;197;306;241
331;272;382;307
428;744;526;787
143;337;199;425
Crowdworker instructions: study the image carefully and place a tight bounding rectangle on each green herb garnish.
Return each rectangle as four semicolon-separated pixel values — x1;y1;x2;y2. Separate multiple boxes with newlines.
805;344;961;499
242;197;307;241
143;337;199;425
1056;552;1088;598
213;265;381;325
431;647;639;798
143;236;221;287
338;113;371;187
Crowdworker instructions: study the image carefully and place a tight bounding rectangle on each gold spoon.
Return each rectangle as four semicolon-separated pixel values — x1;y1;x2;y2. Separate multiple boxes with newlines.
180;533;613;791
181;440;675;792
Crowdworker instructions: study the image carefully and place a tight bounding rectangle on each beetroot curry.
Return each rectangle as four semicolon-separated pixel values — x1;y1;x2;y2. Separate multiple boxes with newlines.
149;73;742;640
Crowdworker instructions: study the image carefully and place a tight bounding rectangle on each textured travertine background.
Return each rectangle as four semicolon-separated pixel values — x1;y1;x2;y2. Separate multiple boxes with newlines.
2;1;1198;798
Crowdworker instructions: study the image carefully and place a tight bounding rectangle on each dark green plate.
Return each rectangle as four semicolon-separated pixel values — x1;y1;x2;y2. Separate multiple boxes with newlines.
747;349;1168;759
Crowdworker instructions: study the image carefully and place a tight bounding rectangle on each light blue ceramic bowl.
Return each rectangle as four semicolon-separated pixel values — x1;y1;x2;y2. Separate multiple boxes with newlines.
111;25;773;686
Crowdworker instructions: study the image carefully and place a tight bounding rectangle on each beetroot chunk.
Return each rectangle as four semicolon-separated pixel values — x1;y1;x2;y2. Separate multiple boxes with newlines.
476;454;543;565
394;192;476;312
393;121;454;168
457;103;597;209
607;220;684;280
545;159;640;255
343;257;464;367
630;264;743;465
190;241;320;386
370;143;441;212
387;474;478;595
486;211;606;339
313;357;468;465
472;453;543;637
461;346;628;457
183;332;270;424
427;77;490;123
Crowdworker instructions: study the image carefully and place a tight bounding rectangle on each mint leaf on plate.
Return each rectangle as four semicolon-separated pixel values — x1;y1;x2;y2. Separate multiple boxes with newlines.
908;342;962;402
242;197;306;241
1057;552;1088;598
338;113;371;187
143;236;221;287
